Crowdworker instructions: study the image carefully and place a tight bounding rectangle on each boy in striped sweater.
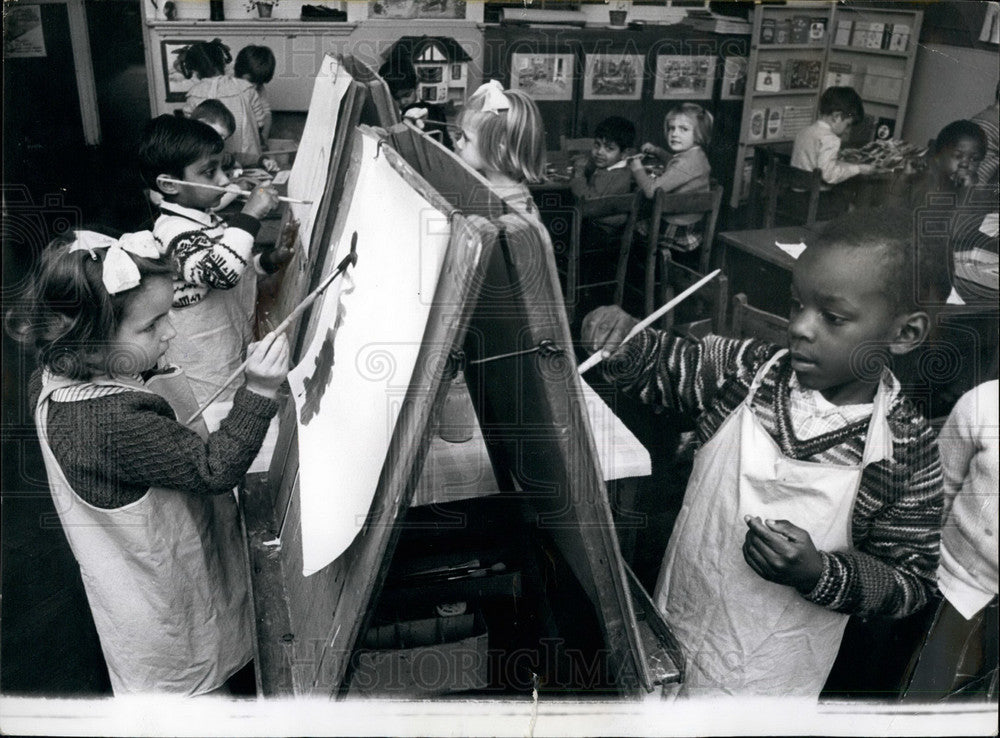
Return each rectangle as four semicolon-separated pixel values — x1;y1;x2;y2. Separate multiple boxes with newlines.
139;114;289;406
582;207;949;697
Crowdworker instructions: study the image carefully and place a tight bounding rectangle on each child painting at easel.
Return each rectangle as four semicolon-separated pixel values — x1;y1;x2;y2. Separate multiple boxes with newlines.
583;208;948;697
8;230;289;695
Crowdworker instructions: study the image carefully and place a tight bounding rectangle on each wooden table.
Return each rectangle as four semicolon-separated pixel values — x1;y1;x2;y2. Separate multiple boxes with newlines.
715;224;821;315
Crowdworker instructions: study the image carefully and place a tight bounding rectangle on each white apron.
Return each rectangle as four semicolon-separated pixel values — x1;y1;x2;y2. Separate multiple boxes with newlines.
165;265;257;407
35;369;252;695
655;350;893;697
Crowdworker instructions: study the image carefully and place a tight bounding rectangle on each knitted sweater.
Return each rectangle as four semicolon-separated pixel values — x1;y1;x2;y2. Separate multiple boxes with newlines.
30;369;278;510
153;202;263;308
603;330;944;619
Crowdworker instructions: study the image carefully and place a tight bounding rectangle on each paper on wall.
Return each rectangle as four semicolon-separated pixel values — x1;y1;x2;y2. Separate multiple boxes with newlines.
288;132;452;576
775;241;807;259
287;55;352;255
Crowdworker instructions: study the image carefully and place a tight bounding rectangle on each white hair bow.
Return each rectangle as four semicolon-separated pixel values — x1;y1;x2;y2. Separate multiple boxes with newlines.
474;79;510;115
68;230;161;295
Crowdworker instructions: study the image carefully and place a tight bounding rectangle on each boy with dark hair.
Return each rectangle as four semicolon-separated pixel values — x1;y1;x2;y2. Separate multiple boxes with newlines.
570;115;636;201
378;54;453;150
235;45;276;141
582;207;947;697
138;114;288;406
792;86;876;185
190;99;236;141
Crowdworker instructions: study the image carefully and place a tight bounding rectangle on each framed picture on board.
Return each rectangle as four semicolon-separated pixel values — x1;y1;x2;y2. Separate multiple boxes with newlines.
721;56;748;100
653;55;716;100
161;40;199;103
368;0;467;19
509;53;574;101
583;53;642;101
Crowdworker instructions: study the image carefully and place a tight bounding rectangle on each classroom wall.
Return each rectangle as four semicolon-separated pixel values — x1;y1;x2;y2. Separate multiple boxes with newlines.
902;42;999;146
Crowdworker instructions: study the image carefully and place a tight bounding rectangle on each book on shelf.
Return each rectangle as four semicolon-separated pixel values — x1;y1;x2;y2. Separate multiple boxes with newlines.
760;18;776;44
791;16;810;44
782;105;815;139
748;107;767;142
786;59;822;90
765;108;784;139
862;64;903;102
834;19;853;46
755;61;782;92
879;23;894;50
889;23;910;51
825;61;855;88
776;18;792;44
866;22;886;48
851;21;871;48
809;17;827;43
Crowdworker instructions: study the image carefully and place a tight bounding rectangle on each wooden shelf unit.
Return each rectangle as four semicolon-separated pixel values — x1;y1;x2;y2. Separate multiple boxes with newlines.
730;2;922;208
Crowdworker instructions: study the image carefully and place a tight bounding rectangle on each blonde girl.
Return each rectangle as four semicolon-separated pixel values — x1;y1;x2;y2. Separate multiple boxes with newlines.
630;102;713;257
455;80;546;217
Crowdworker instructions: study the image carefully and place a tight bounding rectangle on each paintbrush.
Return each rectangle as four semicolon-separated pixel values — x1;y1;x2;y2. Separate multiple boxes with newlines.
577;269;722;374
185;232;359;424
158;176;312;205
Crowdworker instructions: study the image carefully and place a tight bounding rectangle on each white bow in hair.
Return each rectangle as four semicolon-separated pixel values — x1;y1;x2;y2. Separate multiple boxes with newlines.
475;79;510;114
68;230;161;295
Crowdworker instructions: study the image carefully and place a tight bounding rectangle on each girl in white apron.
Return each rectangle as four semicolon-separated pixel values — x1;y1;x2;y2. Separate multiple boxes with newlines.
13;231;289;695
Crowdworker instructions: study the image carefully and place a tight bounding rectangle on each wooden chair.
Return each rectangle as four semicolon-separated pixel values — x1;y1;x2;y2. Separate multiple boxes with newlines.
613;184;724;323
729;293;788;347
564;192;638;320
657;253;730;338
763;161;823;228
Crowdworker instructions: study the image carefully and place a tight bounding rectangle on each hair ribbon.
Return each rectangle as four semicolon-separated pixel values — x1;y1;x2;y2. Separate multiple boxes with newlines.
475;79;510;115
68;230;160;295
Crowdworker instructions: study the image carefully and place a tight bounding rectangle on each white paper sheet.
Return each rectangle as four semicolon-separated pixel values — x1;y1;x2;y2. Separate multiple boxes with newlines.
202;401;280;475
288;132;452;575
287;55;352;255
775;240;807;259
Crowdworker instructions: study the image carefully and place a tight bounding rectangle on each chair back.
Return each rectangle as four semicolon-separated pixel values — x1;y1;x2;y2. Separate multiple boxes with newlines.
533;183;582;318
729;293;789;347
614;185;723;317
762;158;822;229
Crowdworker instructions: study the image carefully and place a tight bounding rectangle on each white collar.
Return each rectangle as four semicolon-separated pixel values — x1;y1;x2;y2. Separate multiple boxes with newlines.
158;201;219;227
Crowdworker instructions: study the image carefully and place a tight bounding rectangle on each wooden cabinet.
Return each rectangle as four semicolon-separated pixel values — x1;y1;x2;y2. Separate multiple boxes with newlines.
731;3;922;207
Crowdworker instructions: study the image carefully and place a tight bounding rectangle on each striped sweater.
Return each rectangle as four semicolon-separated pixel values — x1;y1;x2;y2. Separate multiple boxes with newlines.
603;330;944;619
153;202;266;308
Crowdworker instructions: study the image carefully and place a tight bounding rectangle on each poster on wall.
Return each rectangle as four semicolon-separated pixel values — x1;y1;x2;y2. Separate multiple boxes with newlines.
368;0;467;19
583;53;643;101
721;56;748;100
161;40;200;102
4;5;46;58
509;52;574;101
288;130;453;576
653;55;716;100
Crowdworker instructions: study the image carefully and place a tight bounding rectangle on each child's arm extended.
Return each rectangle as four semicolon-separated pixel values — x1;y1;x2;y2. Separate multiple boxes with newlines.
629;151;703;199
582;305;777;416
814;135;875;184
744;425;944;618
98;335;289;498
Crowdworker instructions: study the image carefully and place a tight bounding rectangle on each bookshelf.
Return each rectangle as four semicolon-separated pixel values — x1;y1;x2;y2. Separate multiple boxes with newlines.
730;3;923;208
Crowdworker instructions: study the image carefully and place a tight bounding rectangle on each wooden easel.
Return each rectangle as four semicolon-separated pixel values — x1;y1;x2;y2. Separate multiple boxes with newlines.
242;120;682;697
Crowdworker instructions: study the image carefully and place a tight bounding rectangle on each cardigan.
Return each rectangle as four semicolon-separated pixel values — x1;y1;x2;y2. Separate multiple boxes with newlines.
30;369;277;509
936;380;999;618
602;330;944;619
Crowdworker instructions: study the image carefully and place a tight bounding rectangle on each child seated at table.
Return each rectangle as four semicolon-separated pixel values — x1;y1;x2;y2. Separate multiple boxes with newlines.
581;207;948;697
890;119;987;210
570;116;637;246
629;103;712;269
792;86;876;186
